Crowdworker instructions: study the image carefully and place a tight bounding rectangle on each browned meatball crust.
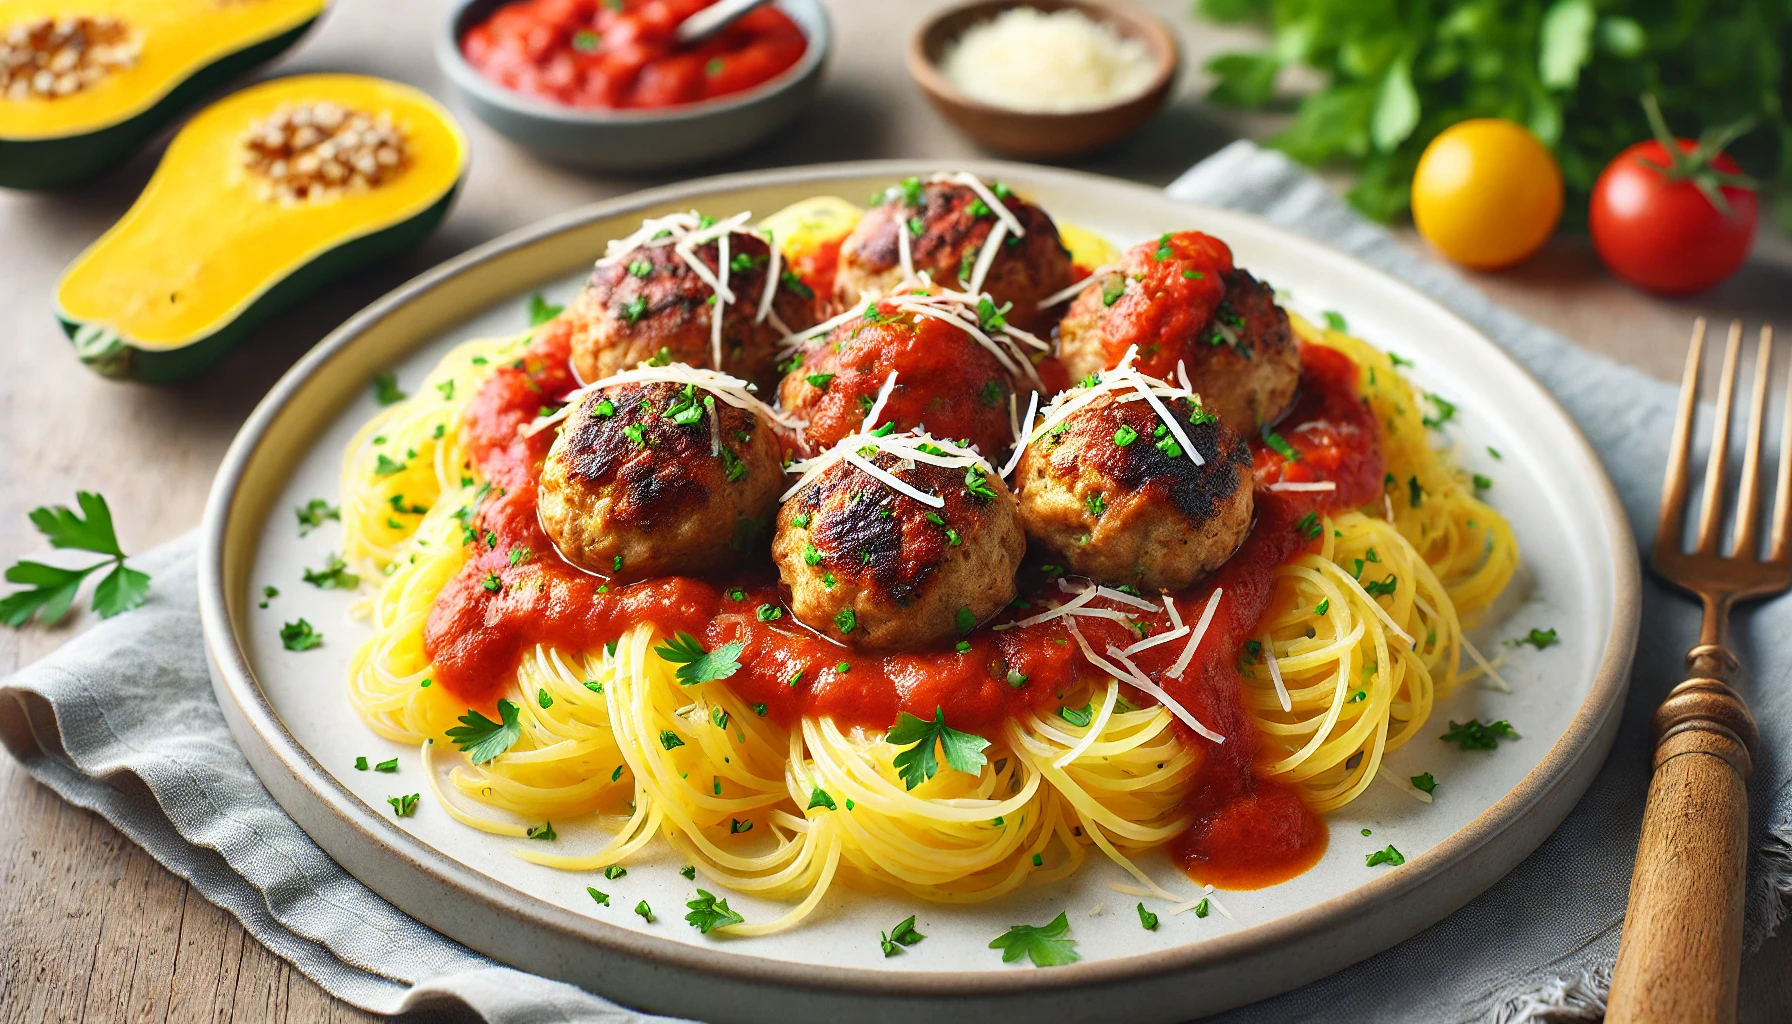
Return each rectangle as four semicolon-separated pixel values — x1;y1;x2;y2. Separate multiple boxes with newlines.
566;231;816;393
831;177;1073;334
1012;390;1253;592
539;380;783;580
772;451;1024;649
1057;230;1298;433
777;300;1028;459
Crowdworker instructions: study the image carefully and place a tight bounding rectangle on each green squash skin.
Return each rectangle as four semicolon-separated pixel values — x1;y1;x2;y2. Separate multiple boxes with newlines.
0;17;319;191
58;182;461;383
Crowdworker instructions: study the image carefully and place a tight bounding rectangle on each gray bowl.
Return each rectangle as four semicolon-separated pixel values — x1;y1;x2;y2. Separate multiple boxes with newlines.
437;0;829;172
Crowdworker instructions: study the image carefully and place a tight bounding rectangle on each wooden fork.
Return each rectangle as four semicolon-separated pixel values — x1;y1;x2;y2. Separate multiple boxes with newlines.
1608;319;1782;1024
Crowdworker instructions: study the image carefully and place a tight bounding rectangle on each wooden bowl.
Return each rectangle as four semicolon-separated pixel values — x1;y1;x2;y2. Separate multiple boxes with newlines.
908;0;1178;160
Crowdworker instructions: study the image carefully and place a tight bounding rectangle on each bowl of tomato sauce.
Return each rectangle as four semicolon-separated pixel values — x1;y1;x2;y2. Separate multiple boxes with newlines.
440;0;829;171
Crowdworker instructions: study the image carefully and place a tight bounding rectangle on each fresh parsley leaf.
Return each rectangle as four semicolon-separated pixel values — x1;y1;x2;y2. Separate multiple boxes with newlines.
652;632;744;685
587;887;610;906
526;821;557;840
881;914;925;956
375;758;398;773
280;618;322;651
1193;897;1210;918
1506;627;1559;650
1411;771;1437;794
1440;718;1519;750
989;912;1080;967
1058;703;1094;728
373;372;406;405
1422;393;1457;429
680;864;696;879
446;699;523;764
1;561;99;627
302;553;360;590
635;901;653;922
684;889;745;933
29;491;123;556
1137;903;1159;930
3;492;152;626
387;793;419;817
1365;845;1405;867
604;864;627;880
887;707;990;790
296;499;339;536
807;787;836;811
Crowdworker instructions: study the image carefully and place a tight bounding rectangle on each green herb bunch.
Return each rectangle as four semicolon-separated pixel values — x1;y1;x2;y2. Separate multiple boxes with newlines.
1198;0;1792;224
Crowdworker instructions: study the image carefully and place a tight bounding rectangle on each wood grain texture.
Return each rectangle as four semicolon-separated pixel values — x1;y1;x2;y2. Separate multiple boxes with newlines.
4;1;1792;1022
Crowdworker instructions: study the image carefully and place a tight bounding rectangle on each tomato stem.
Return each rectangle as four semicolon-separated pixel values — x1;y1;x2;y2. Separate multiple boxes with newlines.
1636;94;1758;217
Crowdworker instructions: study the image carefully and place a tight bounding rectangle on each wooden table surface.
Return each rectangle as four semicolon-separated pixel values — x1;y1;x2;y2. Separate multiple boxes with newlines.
4;1;1792;1021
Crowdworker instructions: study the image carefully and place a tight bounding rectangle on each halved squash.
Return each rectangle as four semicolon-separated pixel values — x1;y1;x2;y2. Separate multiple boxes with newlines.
55;74;467;382
0;0;328;189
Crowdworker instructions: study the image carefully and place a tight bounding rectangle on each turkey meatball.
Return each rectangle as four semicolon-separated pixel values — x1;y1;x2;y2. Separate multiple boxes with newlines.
566;229;815;393
777;296;1031;458
773;445;1025;649
538;379;783;580
1012;388;1253;592
832;176;1073;334
1057;231;1298;433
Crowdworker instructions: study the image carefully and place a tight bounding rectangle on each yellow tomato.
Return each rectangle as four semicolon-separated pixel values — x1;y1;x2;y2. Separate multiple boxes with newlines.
1410;119;1563;270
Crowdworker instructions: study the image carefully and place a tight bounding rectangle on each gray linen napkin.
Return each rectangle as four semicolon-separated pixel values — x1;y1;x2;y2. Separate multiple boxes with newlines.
4;140;1790;1024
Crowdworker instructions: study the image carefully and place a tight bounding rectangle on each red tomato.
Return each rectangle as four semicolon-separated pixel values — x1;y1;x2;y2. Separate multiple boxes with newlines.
1590;138;1757;295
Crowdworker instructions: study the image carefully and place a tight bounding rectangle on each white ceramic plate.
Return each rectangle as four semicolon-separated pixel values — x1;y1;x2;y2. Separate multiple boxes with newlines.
201;161;1639;1023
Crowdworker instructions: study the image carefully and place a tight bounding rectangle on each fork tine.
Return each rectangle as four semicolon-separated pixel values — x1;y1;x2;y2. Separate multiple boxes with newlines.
1658;319;1706;562
1694;321;1745;555
1773;326;1792;564
1732;325;1774;558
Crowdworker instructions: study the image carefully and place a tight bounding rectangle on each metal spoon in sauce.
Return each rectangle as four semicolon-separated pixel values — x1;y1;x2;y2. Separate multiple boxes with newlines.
674;0;775;46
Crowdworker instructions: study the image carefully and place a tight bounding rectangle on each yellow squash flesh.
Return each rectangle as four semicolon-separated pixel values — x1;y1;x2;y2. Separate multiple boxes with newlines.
0;0;326;140
55;74;466;378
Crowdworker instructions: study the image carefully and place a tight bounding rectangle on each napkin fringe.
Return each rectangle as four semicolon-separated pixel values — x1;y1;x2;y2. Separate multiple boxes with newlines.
1492;962;1611;1024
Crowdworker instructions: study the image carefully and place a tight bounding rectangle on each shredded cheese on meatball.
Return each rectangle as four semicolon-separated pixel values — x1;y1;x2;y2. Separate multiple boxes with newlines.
523;362;801;438
1028;346;1209;469
780;428;994;510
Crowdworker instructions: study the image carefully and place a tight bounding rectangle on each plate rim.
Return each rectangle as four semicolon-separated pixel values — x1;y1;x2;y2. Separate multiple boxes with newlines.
199;158;1641;1006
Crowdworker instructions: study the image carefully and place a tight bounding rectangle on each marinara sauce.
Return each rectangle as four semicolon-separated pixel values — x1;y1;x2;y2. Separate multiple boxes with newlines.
424;322;1383;891
461;0;806;110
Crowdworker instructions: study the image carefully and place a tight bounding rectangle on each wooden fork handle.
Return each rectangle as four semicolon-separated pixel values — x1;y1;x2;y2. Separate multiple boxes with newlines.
1608;665;1759;1024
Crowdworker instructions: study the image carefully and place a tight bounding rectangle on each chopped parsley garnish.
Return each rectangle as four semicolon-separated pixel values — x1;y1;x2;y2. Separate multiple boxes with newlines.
1473;473;1493;491
1440;718;1520;750
1296;511;1322;540
803;543;823;566
946;528;961;546
373;372;406;405
536;687;553;710
968;198;991;217
955;606;976;634
526;821;557;841
1193;898;1211;918
627;259;652;278
1;491;151;626
623;296;648;324
964;465;998;499
719;446;747;482
807;787;836;811
752;702;767;717
1389;352;1414;368
527;293;563;325
1113;424;1139;447
481;571;502;593
680;865;697;879
1058;703;1094;728
1136;903;1158;930
955;640;973;654
792;512;811;528
1408;476;1424;507
653;632;744;685
623;423;647;446
445;699;522;764
635;901;653;922
571;29;600;53
979;379;1005;407
755;603;782;622
1363;574;1398;598
1182;269;1205;280
710;706;729;731
1084;492;1107;517
881;915;925;956
587;887;610;906
605;864;627;880
371;758;397;773
1315;598;1330;615
976;295;1010;333
1007;669;1028;687
1152;233;1174;261
988;912;1080;967
374;454;406;477
1323;310;1348;331
730;818;753;834
1155;435;1183;458
387;793;419;817
1506;627;1559;650
833;607;857;634
1411;772;1437;794
1101;276;1126;306
1422;393;1457;429
888;706;989;790
1487;446;1502;460
354;756;368;771
1263;431;1299;461
302;553;360;590
1365;845;1405;867
780;269;813;299
659;730;684;751
280;619;322;651
805;372;835;390
296;499;340;536
593;399;615;417
685;889;744;933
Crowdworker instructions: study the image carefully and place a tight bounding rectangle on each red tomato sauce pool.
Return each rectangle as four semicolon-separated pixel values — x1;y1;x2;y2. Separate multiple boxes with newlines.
423;328;1382;890
461;0;806;110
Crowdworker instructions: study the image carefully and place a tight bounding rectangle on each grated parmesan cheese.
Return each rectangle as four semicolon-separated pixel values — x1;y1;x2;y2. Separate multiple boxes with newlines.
937;8;1158;114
